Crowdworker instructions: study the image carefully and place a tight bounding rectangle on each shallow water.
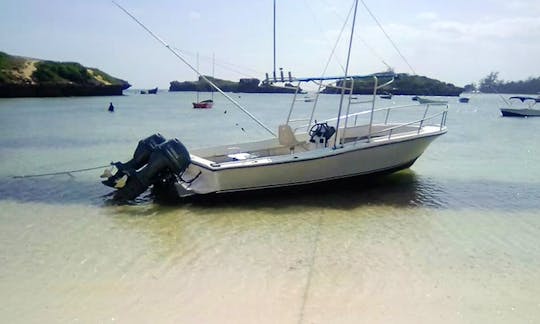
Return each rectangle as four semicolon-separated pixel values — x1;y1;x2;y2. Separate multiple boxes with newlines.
1;92;539;323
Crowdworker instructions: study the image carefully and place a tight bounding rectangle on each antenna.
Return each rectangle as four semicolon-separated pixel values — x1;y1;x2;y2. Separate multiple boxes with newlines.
333;0;359;148
273;0;277;81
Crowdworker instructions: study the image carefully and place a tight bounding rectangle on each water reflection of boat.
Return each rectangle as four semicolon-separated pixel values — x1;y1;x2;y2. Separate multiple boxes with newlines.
500;96;540;117
104;0;448;201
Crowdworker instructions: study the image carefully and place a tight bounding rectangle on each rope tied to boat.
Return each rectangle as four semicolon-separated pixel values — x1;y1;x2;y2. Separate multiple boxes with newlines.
11;164;111;179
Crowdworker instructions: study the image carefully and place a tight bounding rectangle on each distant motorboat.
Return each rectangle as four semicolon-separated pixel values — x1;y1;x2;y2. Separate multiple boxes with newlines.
380;93;393;99
298;95;315;102
412;96;419;101
193;99;214;109
140;87;158;94
417;97;448;105
458;97;470;103
500;96;540;117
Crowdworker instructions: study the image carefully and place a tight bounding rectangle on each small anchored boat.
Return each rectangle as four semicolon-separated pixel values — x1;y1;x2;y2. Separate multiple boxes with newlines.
380;93;393;99
140;87;158;94
500;96;540;117
417;97;448;105
192;99;214;109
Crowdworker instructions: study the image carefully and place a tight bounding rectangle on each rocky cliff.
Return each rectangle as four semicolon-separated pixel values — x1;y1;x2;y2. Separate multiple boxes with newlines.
169;76;298;94
0;52;130;98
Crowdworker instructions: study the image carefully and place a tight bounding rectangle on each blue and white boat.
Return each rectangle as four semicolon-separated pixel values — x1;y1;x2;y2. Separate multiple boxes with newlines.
500;96;540;117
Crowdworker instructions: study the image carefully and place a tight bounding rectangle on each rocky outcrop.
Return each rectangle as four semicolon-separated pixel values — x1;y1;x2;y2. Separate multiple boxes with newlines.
0;51;130;98
169;76;299;93
322;73;464;96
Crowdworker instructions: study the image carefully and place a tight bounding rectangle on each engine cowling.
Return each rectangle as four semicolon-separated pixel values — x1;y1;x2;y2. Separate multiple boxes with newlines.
103;136;191;201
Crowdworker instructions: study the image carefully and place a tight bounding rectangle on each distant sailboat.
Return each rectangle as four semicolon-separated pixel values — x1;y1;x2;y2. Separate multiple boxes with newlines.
192;53;214;109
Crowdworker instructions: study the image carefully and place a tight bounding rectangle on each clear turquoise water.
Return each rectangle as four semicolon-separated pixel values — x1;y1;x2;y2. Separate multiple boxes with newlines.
0;92;539;323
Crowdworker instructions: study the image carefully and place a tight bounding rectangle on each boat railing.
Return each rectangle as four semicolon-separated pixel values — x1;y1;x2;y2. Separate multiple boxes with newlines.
285;74;397;134
294;102;448;143
337;109;447;145
372;109;447;140
296;102;444;127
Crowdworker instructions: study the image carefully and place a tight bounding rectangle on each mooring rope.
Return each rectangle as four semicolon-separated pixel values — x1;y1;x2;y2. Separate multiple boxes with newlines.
11;164;110;179
297;214;323;324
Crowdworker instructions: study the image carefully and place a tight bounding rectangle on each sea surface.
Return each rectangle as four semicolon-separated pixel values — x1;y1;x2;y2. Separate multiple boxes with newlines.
1;91;539;323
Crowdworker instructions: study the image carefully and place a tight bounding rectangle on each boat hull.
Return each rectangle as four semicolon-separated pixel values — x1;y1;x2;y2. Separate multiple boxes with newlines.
500;108;540;117
193;102;213;109
175;129;444;196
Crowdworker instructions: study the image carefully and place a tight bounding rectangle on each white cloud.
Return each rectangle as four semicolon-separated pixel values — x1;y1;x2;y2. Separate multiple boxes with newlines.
349;13;540;84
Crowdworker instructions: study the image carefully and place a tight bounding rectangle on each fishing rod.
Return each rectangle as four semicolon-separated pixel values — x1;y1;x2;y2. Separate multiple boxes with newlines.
111;1;276;136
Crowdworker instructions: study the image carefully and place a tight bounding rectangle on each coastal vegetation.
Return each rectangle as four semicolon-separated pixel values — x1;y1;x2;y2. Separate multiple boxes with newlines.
170;73;463;96
473;72;540;94
0;51;130;97
322;73;463;96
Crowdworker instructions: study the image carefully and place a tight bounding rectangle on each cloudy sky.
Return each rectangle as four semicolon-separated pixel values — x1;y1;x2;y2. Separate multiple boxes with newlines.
2;0;539;88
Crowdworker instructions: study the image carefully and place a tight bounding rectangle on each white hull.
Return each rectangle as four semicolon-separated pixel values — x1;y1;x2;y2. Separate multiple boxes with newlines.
175;125;446;196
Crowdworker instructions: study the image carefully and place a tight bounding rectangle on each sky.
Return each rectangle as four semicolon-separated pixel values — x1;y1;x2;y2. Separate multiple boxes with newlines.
1;0;540;89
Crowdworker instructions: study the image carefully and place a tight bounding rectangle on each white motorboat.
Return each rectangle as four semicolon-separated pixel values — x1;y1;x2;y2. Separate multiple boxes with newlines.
500;96;540;117
104;1;448;201
102;72;448;201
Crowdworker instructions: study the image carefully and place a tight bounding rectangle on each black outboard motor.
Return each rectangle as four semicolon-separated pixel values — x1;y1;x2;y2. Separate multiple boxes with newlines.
113;139;191;201
102;133;166;188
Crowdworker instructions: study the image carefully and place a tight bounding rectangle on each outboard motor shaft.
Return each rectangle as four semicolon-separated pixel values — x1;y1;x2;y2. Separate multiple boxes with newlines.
102;133;166;188
113;139;191;201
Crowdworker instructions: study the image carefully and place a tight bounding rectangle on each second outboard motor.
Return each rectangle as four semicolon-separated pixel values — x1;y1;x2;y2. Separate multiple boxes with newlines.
102;133;166;188
113;139;191;201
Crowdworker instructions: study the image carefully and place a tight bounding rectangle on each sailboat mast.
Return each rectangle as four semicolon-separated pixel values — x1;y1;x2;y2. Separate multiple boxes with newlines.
196;52;200;102
333;0;359;148
212;52;215;101
273;0;276;81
